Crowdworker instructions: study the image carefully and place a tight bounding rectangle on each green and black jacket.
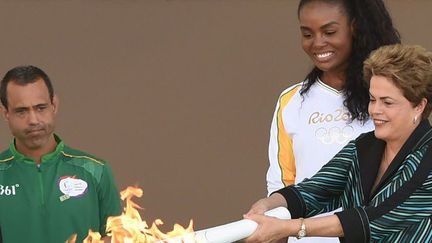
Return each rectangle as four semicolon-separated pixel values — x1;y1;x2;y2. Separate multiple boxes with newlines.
278;120;432;242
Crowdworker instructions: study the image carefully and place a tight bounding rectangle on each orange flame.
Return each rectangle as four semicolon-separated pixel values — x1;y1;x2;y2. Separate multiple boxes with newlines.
67;186;196;243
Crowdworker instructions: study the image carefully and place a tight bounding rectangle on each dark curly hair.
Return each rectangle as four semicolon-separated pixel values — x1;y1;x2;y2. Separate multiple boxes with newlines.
298;0;401;122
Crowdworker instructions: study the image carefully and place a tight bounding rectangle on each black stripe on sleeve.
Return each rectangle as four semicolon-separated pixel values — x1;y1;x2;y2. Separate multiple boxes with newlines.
335;207;370;243
273;186;306;219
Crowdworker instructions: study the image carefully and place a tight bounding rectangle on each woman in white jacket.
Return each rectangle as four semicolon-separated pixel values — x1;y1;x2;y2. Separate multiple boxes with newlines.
265;0;400;242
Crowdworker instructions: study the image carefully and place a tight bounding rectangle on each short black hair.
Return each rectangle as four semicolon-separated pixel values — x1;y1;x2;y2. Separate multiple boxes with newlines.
0;65;54;109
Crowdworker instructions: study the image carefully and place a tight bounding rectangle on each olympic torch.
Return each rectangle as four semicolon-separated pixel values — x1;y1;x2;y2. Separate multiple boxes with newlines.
159;207;291;243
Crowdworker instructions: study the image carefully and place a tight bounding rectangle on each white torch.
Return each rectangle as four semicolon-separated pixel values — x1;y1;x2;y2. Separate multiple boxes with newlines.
160;207;291;243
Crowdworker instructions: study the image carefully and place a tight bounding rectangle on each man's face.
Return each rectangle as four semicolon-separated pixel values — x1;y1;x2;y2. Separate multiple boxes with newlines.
2;78;58;151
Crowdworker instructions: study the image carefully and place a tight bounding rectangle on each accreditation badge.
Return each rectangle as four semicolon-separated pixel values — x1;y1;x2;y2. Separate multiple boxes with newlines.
58;176;88;202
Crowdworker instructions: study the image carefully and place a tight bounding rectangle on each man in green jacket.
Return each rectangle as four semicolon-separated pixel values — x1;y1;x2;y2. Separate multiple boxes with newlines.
0;65;122;242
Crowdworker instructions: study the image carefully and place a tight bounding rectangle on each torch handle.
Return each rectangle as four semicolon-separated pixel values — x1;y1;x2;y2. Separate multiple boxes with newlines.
193;206;291;243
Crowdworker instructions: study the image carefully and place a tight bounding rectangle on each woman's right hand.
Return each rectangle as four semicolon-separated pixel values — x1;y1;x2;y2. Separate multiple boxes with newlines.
245;193;287;216
246;198;272;215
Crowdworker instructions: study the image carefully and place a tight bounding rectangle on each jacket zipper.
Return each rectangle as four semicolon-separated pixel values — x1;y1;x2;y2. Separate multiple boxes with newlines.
37;165;45;206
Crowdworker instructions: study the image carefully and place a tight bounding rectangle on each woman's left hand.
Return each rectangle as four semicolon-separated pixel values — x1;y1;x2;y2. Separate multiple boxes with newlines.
243;214;294;243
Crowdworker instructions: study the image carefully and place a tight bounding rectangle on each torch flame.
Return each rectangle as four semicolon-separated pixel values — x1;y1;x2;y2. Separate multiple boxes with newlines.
67;186;196;243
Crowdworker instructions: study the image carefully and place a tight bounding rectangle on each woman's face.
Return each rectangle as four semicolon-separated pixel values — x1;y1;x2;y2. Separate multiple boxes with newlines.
299;1;353;76
368;75;425;144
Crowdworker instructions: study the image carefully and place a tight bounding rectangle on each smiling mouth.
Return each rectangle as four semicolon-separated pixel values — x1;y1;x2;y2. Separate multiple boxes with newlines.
373;119;387;125
314;51;334;61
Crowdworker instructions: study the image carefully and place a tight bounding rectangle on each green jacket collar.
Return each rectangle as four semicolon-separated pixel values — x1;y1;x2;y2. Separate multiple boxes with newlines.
9;134;65;165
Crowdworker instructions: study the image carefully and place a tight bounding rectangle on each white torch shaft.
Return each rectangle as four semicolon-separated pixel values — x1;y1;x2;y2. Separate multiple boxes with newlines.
159;207;291;243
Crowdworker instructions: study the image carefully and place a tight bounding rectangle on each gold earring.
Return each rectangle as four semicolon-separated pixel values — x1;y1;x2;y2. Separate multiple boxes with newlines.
413;116;418;124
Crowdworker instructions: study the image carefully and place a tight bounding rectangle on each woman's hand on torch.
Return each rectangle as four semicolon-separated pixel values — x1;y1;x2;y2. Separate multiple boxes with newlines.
245;193;287;216
243;214;295;243
246;198;271;215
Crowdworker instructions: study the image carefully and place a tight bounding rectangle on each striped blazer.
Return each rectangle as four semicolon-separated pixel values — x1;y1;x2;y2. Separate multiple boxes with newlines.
277;120;432;242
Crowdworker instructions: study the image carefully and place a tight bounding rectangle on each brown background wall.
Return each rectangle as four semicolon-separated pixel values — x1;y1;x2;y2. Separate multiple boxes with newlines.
0;0;431;232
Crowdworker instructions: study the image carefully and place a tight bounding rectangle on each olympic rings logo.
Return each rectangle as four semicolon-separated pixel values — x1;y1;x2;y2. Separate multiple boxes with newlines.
314;125;354;144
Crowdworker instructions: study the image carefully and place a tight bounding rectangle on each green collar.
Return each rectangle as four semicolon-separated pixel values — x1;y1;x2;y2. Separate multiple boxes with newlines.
9;134;65;165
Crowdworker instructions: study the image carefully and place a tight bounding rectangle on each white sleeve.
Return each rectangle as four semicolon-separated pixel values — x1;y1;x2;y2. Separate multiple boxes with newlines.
266;101;285;196
266;94;296;196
